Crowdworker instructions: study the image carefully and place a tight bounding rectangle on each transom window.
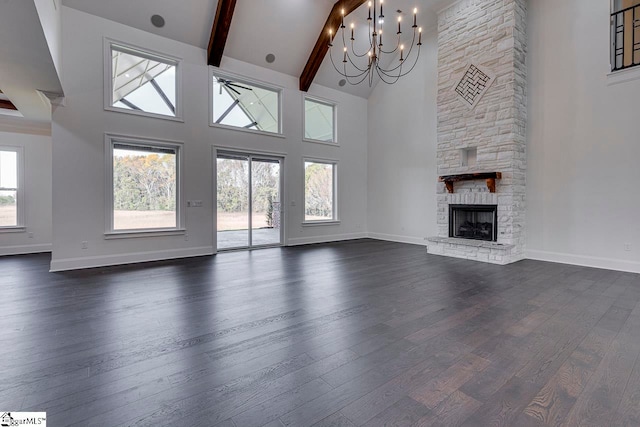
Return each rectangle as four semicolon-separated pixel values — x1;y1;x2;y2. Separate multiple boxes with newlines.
211;73;281;134
107;42;180;119
304;160;337;223
0;147;22;229
107;137;182;233
611;0;640;71
304;97;336;143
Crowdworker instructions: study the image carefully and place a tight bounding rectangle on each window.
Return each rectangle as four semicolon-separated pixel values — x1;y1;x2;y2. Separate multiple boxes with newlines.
107;136;182;234
611;0;640;71
211;72;281;134
304;160;337;223
0;147;22;229
304;97;336;143
107;41;181;120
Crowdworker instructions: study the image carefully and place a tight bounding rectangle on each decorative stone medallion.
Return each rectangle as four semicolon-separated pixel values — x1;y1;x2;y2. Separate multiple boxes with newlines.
454;63;495;109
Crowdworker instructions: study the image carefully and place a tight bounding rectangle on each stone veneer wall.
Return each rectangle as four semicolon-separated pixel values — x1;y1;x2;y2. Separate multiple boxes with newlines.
428;0;527;264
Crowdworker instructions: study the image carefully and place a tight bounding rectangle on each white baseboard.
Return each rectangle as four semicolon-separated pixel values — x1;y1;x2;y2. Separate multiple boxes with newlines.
526;249;640;274
0;244;52;256
50;246;215;272
287;232;368;246
367;232;428;246
42;240;640;274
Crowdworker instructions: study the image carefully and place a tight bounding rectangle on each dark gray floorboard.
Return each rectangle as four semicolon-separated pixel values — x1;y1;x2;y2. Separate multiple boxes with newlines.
0;240;639;426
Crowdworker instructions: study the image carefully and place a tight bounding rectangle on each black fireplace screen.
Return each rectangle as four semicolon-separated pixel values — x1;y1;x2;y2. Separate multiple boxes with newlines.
449;205;498;242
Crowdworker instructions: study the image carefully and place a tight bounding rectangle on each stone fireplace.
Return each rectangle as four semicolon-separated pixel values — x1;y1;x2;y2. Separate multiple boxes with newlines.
427;0;527;265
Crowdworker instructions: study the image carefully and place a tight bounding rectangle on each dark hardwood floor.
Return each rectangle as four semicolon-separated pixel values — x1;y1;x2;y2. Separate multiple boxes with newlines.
1;239;640;426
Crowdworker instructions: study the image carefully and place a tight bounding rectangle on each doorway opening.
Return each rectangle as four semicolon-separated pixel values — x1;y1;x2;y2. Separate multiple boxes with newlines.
216;151;283;250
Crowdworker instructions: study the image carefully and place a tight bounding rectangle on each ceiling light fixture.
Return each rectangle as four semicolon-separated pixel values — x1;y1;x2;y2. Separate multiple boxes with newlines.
328;0;422;86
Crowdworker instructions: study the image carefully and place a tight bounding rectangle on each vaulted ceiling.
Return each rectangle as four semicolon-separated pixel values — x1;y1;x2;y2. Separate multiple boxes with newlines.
63;0;454;98
0;0;63;121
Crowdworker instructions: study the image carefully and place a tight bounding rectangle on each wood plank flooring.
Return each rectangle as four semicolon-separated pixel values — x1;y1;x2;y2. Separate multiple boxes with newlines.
0;239;639;426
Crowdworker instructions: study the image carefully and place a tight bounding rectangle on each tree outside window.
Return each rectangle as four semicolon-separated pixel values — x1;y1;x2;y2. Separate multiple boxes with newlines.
304;161;336;222
110;141;180;231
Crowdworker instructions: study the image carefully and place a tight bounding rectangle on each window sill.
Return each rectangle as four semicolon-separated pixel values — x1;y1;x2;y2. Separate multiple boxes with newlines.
0;226;25;233
303;138;339;147
105;228;186;239
104;105;184;122
607;66;640;86
209;122;286;139
302;220;340;227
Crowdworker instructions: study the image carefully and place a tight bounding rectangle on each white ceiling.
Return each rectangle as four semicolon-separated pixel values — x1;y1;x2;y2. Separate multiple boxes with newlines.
62;0;218;48
62;0;456;98
224;0;335;80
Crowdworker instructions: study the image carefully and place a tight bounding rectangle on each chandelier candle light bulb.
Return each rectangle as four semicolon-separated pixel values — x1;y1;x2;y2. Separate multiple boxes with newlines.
327;0;422;86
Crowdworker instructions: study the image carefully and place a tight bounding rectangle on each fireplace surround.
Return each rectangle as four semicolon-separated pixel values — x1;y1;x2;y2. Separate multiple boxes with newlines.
427;0;526;265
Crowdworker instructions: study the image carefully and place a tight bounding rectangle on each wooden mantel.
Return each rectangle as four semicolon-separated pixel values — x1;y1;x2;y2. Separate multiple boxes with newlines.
439;172;502;193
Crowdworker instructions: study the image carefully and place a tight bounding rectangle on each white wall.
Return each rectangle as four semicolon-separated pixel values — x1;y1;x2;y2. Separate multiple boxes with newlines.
368;1;640;274
0;128;52;256
51;7;368;271
367;30;438;245
526;0;640;273
47;3;640;273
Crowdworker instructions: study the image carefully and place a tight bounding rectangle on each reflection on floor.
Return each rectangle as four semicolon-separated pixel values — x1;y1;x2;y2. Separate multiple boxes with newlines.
217;228;281;249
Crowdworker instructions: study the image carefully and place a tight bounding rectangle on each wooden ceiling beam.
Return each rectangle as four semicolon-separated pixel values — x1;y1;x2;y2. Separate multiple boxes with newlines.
300;0;367;92
207;0;237;67
0;99;17;110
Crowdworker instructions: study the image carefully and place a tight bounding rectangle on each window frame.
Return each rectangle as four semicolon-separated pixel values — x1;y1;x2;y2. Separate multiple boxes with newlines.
0;145;24;232
302;157;339;226
208;68;285;138
104;38;183;122
303;95;338;146
104;133;185;238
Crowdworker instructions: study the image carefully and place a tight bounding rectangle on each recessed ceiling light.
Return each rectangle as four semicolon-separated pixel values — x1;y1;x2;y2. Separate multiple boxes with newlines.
151;14;165;28
265;53;276;64
338;79;346;87
125;73;130;78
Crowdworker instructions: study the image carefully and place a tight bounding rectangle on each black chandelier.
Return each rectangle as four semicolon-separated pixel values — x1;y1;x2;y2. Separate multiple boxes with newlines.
328;0;422;86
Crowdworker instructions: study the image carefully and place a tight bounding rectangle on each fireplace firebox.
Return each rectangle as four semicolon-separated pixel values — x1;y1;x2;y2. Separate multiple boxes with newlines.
449;205;498;242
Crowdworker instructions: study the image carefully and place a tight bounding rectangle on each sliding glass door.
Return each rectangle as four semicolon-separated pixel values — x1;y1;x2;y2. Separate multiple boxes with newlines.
216;152;282;250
